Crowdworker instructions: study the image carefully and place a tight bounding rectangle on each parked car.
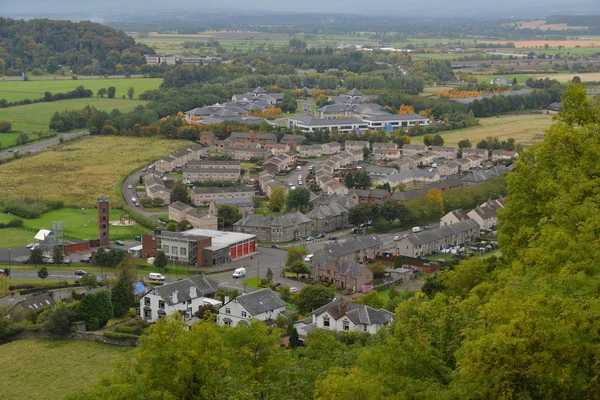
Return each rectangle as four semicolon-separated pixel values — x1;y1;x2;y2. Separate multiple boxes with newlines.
127;184;133;189
271;245;280;249
317;233;325;239
74;270;87;276
327;236;337;241
305;236;314;241
232;268;246;278
382;251;394;257
296;166;302;170
115;240;124;246
304;254;314;263
350;228;360;234
131;197;137;203
289;287;299;293
149;273;165;281
0;269;4;274
26;243;35;248
393;235;401;241
134;202;140;207
411;226;423;233
79;257;90;263
402;234;410;239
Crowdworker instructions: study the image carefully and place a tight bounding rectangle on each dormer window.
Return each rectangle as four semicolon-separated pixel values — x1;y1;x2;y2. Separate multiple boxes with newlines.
343;320;350;331
323;316;330;328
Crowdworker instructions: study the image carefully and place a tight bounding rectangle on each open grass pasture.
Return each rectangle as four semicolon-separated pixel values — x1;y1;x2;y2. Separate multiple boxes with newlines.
411;113;552;147
0;136;194;207
0;78;162;103
0;339;130;400
0;98;146;132
477;72;600;84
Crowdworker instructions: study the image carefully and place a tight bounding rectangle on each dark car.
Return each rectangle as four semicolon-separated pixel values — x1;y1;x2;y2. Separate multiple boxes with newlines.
317;233;325;239
74;270;87;276
328;236;337;241
271;245;280;249
115;240;124;246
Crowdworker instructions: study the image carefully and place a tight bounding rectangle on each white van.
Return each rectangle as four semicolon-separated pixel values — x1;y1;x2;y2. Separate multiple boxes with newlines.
232;267;246;278
304;254;314;263
149;273;165;281
412;226;423;233
131;197;137;203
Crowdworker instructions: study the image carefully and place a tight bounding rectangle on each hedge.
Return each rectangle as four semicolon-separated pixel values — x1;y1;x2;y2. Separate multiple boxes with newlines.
122;204;159;230
103;331;140;340
0;218;23;229
9;283;40;290
19;282;85;295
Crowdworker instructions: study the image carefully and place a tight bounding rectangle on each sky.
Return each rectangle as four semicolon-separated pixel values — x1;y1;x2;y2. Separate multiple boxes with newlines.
0;0;597;19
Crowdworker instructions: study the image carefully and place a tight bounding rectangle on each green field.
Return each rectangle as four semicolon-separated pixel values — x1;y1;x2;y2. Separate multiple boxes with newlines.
0;228;37;248
0;339;130;400
0;78;162;103
477;72;600;84
0;132;20;147
0;98;146;132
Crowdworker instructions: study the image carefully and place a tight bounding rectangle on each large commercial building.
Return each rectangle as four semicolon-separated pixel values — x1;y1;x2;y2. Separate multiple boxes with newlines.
142;229;256;267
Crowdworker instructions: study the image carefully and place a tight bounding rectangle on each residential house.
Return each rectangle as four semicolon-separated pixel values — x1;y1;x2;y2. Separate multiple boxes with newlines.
491;150;519;162
430;146;458;160
6;292;55;320
461;170;490;186
183;168;241;183
262;154;295;175
390;176;464;202
467;198;506;230
348;189;370;203
171;149;195;168
436;161;460;176
321;142;342;155
229;132;278;146
298;144;323;158
311;255;374;292
190;187;256;206
187;160;241;170
140;275;220;323
233;212;314;242
217;288;286;327
365;166;398;182
385;268;414;283
145;174;171;205
372;143;401;160
305;202;350;232
456;158;473;172
280;134;307;148
321;179;349;195
395;157;417;172
417;151;436;166
231;87;284;106
440;209;469;227
379;168;440;188
398;219;480;257
462;147;488;160
294;298;393;336
344;140;370;152
156;155;177;173
168;201;218;229
312;235;383;263
208;198;254;216
222;147;271;161
263;143;290;156
199;131;216;146
402;144;428;156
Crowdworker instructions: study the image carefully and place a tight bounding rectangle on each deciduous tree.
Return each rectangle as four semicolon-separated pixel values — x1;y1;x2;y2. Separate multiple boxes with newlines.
154;251;167;272
295;285;334;314
269;186;286;212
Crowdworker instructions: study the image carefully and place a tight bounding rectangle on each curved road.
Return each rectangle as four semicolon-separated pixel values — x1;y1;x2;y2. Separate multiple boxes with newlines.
0;130;90;160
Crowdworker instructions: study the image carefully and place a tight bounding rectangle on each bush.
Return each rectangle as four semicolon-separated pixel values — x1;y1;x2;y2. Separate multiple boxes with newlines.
8;283;40;290
0;121;11;132
0;218;24;229
115;325;143;335
103;331;139;340
122;205;159;230
0;318;25;342
0;198;63;219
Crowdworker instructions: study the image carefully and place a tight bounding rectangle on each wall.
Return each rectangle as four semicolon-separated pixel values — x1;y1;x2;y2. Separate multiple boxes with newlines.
6;330;138;347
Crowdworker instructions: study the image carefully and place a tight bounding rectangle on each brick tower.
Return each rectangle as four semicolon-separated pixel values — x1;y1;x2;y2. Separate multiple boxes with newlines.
98;198;110;246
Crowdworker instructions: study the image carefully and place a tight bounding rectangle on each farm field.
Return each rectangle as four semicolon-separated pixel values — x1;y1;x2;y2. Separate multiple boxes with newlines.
0;208;148;242
0;78;162;103
0;97;146;132
477;72;600;84
483;39;600;48
410;113;552;147
0;132;20;147
0;136;194;207
0;339;130;400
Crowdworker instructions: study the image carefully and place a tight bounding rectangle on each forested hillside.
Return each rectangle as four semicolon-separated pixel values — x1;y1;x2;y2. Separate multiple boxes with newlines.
73;84;600;399
0;18;153;76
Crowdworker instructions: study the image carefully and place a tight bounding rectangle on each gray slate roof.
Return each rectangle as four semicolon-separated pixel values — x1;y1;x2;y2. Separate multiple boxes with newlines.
313;298;394;326
233;288;286;316
314;235;382;259
10;292;55;315
233;211;312;228
407;219;479;246
153;275;219;306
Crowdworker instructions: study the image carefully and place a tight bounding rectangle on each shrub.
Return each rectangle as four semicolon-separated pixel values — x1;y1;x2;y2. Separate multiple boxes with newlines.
8;283;40;290
103;331;139;340
115;325;143;335
0;318;25;342
0;198;63;219
0;121;11;132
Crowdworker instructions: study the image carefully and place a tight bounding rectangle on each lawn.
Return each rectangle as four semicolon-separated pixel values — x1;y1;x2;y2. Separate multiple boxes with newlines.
0;136;194;207
0;209;148;241
0;78;162;103
0;228;36;248
411;113;552;147
0;132;21;147
0;98;146;132
0;339;130;400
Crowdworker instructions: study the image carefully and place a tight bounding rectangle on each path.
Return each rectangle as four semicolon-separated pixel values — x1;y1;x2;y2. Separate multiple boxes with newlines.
0;130;89;160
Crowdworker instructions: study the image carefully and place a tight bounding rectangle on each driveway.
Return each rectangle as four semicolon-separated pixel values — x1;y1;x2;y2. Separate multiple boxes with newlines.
0;130;89;160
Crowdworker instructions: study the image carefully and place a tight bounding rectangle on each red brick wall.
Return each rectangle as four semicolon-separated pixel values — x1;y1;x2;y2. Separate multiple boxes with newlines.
142;234;157;258
195;237;212;267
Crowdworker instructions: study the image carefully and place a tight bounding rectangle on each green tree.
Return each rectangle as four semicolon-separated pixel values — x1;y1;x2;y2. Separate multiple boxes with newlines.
46;56;59;74
393;256;403;268
112;276;133;317
52;245;64;264
295;285;334;314
368;262;386;279
353;171;371;190
431;134;444;146
217;204;243;227
379;199;409;224
170;180;190;204
78;290;114;331
41;302;74;335
176;219;192;232
97;88;107;98
345;172;355;189
266;267;274;282
252;196;263;209
154;250;168;272
286;187;310;211
458;139;472;149
107;86;116;98
269;186;287;212
289;327;300;348
0;121;12;133
15;132;29;145
79;273;98;290
29;248;44;265
356;290;385;309
166;221;177;232
362;146;370;160
37;266;49;282
127;87;135;100
557;82;598;127
348;203;379;226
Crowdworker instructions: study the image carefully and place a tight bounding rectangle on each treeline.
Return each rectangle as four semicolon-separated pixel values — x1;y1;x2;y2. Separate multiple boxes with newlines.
0;18;153;76
0;85;93;108
468;88;561;117
0;198;64;219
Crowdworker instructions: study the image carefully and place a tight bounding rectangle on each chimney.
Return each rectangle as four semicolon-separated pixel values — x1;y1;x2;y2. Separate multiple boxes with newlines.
339;297;346;316
189;286;197;299
171;290;178;304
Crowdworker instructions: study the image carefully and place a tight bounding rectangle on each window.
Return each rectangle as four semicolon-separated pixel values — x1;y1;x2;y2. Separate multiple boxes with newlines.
163;245;169;254
159;300;165;309
144;298;150;306
225;308;231;314
343;320;350;331
323;316;330;328
241;311;247;318
363;324;368;332
172;246;177;255
180;247;186;256
144;310;151;319
224;320;231;327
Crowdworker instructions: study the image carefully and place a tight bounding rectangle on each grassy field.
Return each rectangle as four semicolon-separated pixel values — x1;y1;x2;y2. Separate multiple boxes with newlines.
0;132;20;147
0;78;162;103
0;136;194;207
411;113;552;147
478;72;600;84
0;339;130;400
0;98;146;132
0;228;36;248
0;209;148;241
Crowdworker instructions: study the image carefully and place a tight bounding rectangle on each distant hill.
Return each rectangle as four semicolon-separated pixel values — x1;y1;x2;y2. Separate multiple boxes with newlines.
0;18;154;76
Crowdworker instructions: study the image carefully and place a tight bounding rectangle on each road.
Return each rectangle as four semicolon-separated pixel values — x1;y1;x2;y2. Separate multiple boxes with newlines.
0;130;89;160
283;159;325;188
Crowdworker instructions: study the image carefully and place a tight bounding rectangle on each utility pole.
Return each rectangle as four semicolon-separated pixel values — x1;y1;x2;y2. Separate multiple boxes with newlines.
257;257;260;283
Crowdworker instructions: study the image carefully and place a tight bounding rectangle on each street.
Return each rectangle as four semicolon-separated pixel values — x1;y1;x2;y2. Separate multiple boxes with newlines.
0;130;89;160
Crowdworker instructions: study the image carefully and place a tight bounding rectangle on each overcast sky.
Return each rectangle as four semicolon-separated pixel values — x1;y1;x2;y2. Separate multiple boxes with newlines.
0;0;597;19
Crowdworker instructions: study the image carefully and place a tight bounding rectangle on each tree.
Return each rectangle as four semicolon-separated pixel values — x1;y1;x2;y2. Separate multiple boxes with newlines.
368;262;386;279
37;266;49;283
29;248;44;265
252;196;263;209
348;203;380;226
78;290;114;330
362;146;370;160
127;87;135;100
176;219;192;232
394;256;403;269
107;86;116;98
286;187;310;212
379;200;409;224
80;273;98;290
112;276;134;317
266;268;274;282
345;172;355;189
170;180;190;204
97;88;107;98
166;221;177;232
353;171;371;190
289;327;300;348
52;245;64;264
15;133;29;145
217;204;243;227
154;251;167;272
458;139;472;149
431;134;444;146
397;104;416;114
269;186;286;212
0;121;11;133
356;290;385;309
42;302;74;335
295;285;334;314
